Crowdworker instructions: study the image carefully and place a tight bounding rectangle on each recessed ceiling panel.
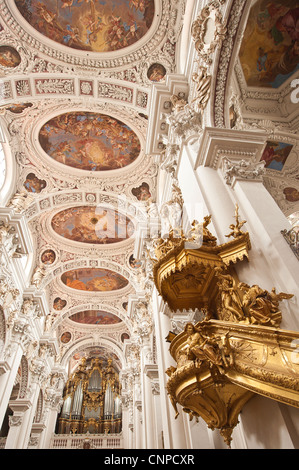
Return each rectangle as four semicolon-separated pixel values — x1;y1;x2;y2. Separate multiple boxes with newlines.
51;206;134;244
38;112;141;171
61;268;129;292
15;0;155;53
69;310;122;325
239;1;299;88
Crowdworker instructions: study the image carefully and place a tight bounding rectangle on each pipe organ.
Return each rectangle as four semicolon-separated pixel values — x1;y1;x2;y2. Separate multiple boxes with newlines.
57;357;122;435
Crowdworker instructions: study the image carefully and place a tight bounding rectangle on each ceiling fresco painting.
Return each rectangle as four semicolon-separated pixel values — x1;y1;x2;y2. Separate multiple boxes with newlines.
38;112;141;171
147;63;167;82
51;206;134;244
41;249;56;265
4;103;33;114
283;187;299;202
69;310;122;325
14;0;155;53
260;141;293;170
60;331;72;344
131;182;152;201
61;268;129;292
239;1;299;88
24;173;47;193
53;297;67;310
0;45;21;68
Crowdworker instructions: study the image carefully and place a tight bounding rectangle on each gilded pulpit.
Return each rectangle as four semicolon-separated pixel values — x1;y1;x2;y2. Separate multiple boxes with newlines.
152;204;298;446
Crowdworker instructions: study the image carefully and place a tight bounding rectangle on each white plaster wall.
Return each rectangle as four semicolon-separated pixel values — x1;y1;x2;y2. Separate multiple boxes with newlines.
238;396;296;449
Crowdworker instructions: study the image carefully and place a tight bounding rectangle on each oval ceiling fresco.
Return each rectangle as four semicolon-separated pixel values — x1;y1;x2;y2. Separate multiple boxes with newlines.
69;310;122;325
38;112;141;171
15;0;155;53
61;268;129;292
51;206;134;244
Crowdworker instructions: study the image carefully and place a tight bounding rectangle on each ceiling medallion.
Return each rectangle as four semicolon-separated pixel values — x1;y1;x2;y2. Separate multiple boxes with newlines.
69;310;122;325
61;268;129;292
51;206;134;245
14;0;155;53
38;111;141;172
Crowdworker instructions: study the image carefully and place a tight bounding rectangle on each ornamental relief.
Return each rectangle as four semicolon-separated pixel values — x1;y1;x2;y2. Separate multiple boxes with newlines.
33;256;136;293
55;302;132;329
4;100;158;199
36;205;138;255
59;338;125;370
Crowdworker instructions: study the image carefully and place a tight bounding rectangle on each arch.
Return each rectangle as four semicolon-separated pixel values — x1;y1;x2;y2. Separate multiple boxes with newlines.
40;257;136;294
53;302;133;331
24;189;148;227
60;336;126;372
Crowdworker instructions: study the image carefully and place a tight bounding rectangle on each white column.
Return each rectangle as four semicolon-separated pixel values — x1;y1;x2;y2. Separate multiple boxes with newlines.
133;401;142;449
5;400;31;448
178;145;298;331
0;340;23;428
6;379;40;449
142;368;155;448
39;405;60;449
152;290;188;449
144;365;162;449
121;406;130;449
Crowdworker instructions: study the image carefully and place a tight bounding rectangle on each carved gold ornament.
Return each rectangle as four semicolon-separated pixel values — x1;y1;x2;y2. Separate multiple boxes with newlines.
166;320;299;447
154;205;296;446
152;210;251;312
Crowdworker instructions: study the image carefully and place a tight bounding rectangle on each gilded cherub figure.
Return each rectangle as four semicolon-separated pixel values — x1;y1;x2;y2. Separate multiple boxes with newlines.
202;215;217;246
239;282;293;327
184;322;223;371
214;267;245;321
225;204;247;239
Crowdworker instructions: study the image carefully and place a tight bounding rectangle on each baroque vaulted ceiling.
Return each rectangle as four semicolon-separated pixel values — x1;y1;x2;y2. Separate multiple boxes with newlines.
0;0;298;378
0;0;180;373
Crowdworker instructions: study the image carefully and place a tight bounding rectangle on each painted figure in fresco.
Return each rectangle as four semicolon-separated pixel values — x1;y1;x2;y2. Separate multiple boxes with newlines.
24;173;47;193
41;249;56;265
260;141;293;170
70;310;121;325
61;268;129;292
129;255;142;269
147;63;166;82
61;332;71;344
6;103;33;114
51;206;133;244
0;46;21;68
283;187;299;202
239;1;299;88
257;47;268;72
39;112;141;171
131;182;151;201
53;297;67;310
